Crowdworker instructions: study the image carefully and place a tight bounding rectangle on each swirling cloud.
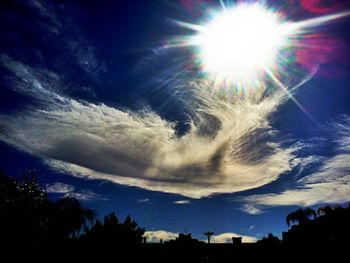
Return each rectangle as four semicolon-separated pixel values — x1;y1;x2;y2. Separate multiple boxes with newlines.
0;56;305;198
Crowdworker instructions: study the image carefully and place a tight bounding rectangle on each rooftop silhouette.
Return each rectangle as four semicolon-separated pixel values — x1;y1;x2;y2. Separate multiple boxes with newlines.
1;169;349;262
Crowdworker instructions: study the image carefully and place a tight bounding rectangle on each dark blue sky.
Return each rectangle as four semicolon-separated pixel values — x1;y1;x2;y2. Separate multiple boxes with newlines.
1;0;350;242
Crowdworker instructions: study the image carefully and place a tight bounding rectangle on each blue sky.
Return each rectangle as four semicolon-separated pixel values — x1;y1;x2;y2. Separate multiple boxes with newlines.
1;0;350;242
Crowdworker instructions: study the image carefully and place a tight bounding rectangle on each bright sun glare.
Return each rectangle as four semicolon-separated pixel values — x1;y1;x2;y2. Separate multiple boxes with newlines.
194;4;287;81
175;2;350;92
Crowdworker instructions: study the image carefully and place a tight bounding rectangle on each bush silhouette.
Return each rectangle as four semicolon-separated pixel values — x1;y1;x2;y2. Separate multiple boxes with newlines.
81;212;145;245
1;169;350;261
0;170;96;246
285;208;316;227
283;204;350;245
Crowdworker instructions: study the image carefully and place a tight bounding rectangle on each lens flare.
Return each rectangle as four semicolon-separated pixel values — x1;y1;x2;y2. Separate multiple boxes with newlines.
171;2;350;109
193;4;287;82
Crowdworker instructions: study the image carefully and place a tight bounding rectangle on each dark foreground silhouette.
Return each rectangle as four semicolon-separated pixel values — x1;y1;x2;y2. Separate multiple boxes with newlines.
1;170;349;262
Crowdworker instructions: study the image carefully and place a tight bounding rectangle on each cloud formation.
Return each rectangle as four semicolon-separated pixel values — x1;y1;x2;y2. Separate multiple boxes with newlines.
137;198;151;204
46;182;106;202
240;204;263;215
46;182;74;194
0;0;330;199
0;53;312;198
242;117;350;207
173;200;191;204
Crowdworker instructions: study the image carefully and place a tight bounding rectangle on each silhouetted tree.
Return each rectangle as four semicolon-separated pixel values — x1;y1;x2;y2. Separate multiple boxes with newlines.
0;170;48;245
49;196;95;239
81;212;145;246
283;204;350;247
316;205;343;216
317;206;331;216
0;170;95;245
286;208;316;227
4;167;350;262
258;233;280;246
204;231;214;244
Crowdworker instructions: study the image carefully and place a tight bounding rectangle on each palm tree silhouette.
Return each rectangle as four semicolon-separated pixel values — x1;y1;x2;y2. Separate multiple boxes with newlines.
286;208;316;227
54;196;96;238
204;231;214;244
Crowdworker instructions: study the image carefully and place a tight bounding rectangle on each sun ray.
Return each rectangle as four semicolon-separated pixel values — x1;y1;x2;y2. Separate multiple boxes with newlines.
171;20;203;32
168;2;350;110
266;68;315;121
219;0;227;11
287;10;350;33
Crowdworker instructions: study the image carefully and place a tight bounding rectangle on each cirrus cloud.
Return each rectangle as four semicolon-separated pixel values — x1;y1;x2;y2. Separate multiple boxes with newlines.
242;117;350;207
0;55;310;198
173;200;191;205
240;204;263;215
45;181;106;202
46;182;74;194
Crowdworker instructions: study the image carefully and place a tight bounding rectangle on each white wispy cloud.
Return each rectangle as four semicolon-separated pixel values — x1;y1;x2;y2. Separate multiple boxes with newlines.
46;182;74;193
137;198;151;204
68;189;107;202
45;182;106;202
243;117;350;207
173;200;191;204
143;230;178;243
0;55;312;198
240;204;263;215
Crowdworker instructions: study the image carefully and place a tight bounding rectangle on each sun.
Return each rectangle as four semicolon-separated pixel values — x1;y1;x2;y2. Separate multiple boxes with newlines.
193;3;287;82
172;2;350;94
